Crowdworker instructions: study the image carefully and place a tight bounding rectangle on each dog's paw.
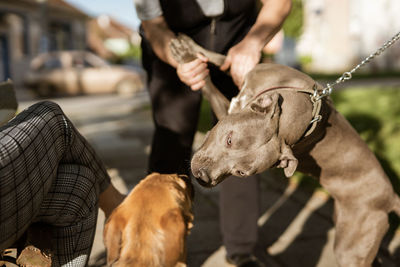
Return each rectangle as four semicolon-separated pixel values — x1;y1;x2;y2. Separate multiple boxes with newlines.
170;34;198;64
177;33;201;53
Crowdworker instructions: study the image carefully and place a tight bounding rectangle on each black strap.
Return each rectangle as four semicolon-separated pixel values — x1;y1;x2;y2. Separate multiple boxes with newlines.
1;252;17;265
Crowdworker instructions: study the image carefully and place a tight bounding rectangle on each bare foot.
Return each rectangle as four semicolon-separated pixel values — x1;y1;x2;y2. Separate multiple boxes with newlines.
16;246;51;267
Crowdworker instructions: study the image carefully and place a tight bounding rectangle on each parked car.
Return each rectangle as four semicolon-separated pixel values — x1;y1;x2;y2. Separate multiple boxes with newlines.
24;51;145;96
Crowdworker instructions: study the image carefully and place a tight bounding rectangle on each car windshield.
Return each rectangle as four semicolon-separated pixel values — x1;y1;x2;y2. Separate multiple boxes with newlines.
32;51;110;71
72;58;93;68
38;58;62;70
84;53;109;67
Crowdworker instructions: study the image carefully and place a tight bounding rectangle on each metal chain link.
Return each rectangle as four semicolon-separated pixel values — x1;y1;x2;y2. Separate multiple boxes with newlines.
314;31;400;100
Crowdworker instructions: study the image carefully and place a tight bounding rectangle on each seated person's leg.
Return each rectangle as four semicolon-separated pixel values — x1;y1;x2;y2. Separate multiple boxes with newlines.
0;101;123;264
1;101;74;250
35;164;99;267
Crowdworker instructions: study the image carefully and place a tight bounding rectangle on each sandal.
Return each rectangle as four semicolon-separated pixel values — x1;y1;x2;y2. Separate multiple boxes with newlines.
1;248;18;267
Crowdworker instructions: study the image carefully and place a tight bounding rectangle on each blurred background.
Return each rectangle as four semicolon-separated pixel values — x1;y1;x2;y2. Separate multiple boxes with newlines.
0;0;145;98
1;0;400;266
1;0;400;93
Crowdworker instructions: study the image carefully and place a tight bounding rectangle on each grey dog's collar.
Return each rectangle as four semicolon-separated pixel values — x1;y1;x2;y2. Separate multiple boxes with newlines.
248;84;323;138
303;84;323;137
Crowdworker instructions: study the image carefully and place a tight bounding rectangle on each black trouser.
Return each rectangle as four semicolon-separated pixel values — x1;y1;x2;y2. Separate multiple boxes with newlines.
145;53;202;175
142;38;261;257
220;175;260;257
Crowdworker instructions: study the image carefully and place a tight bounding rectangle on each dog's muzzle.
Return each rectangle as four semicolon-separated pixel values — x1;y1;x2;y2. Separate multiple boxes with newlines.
193;168;214;187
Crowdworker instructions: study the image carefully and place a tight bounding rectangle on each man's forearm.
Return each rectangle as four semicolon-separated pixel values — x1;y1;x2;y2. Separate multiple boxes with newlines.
243;0;292;51
142;16;178;67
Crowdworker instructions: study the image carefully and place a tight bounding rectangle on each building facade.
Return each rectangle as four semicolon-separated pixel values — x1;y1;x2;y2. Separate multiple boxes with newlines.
297;0;400;74
0;0;88;85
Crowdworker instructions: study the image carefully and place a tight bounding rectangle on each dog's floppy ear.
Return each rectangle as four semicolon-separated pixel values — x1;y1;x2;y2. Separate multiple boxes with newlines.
277;142;298;177
103;217;122;266
250;92;279;117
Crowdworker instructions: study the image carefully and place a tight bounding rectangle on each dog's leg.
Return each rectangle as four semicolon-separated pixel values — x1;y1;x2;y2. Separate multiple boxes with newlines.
170;36;230;120
333;206;389;267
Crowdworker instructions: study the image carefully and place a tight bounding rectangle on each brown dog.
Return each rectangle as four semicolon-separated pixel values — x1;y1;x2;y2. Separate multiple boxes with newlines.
103;173;193;267
170;35;400;267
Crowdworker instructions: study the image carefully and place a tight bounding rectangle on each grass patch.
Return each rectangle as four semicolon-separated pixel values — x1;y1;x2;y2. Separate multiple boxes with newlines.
331;87;400;191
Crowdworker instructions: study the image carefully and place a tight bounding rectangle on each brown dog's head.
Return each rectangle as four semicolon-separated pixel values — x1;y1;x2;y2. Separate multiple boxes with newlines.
103;173;193;267
191;91;312;187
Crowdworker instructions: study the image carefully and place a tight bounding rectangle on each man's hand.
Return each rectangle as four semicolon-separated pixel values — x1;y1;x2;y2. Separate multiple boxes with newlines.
141;17;210;91
176;53;209;91
220;39;262;87
221;0;292;88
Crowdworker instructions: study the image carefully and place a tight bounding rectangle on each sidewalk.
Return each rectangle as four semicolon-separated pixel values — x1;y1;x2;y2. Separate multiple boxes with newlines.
19;90;400;267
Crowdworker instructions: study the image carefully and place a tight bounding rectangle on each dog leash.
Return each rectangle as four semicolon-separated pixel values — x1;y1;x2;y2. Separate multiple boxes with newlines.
294;31;400;136
303;31;400;136
313;31;400;100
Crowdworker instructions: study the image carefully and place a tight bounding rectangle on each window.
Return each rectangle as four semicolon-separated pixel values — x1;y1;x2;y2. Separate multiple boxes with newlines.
38;58;62;70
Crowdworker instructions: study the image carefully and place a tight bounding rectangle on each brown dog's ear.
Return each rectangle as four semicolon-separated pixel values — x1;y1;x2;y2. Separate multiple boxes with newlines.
277;143;298;177
103;217;122;266
250;92;279;117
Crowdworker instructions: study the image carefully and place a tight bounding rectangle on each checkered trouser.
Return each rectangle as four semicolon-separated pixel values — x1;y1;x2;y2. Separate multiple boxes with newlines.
0;101;111;266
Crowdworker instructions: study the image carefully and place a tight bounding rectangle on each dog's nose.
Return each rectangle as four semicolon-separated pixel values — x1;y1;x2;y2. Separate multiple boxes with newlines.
196;177;210;187
194;168;213;187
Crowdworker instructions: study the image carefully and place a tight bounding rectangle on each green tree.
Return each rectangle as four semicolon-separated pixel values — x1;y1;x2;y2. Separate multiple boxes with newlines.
283;0;303;39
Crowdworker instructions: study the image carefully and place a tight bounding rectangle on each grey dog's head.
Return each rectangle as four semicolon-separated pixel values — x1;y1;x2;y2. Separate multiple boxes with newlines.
191;92;299;187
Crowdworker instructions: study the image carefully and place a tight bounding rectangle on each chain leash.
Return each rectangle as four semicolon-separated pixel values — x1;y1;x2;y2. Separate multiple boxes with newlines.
312;31;400;101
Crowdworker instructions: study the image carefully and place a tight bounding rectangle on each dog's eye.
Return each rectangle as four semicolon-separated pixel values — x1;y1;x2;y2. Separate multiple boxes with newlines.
226;132;233;147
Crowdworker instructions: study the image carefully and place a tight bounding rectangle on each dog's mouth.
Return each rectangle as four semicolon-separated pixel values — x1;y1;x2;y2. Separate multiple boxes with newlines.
194;171;229;188
195;177;214;187
210;175;228;187
193;163;257;187
271;160;280;168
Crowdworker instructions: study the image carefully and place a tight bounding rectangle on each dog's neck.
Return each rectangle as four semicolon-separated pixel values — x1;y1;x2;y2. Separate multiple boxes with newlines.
275;90;316;146
239;86;320;146
291;97;331;153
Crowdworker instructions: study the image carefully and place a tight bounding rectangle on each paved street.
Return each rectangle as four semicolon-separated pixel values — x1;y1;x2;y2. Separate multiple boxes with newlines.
17;89;400;267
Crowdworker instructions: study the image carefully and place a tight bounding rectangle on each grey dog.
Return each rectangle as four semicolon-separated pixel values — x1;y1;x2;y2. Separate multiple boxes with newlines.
170;34;400;267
